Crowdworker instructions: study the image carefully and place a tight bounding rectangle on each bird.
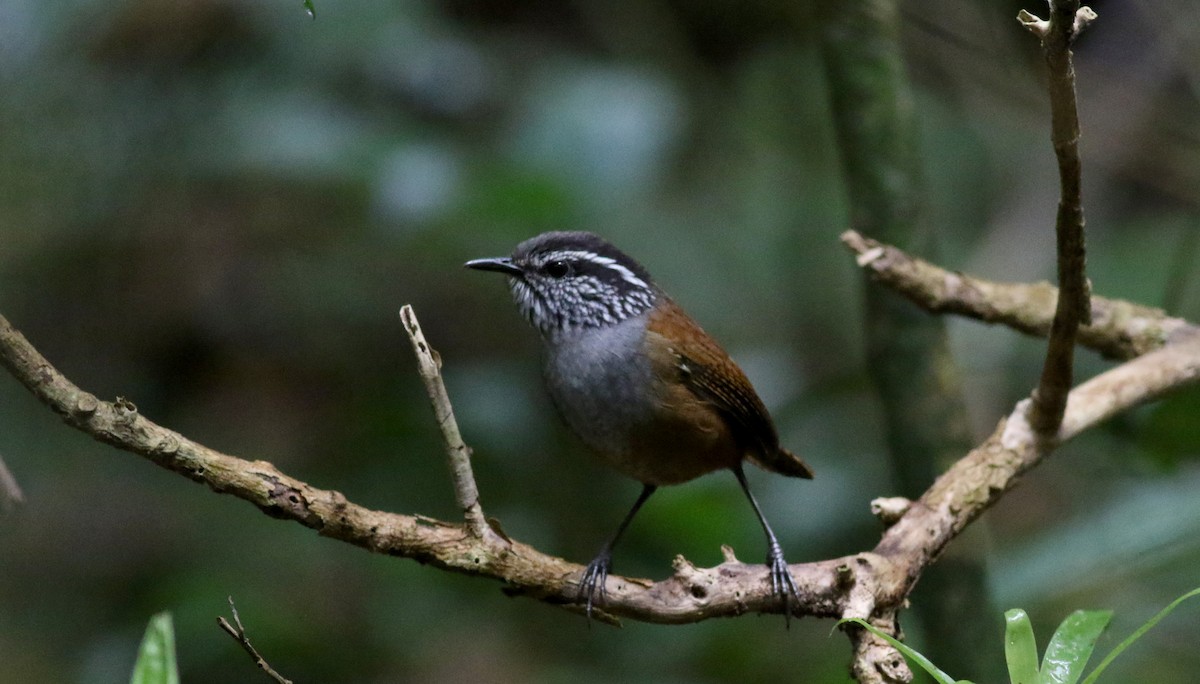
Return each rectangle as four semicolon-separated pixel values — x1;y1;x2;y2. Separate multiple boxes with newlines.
465;231;812;623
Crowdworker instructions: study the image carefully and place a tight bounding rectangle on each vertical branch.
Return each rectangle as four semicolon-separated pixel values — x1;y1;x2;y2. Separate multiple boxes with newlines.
820;0;974;497
399;305;491;539
820;1;989;680
1020;1;1098;434
848;612;911;684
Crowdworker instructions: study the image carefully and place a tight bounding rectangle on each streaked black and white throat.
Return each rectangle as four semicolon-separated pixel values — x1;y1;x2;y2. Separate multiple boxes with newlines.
506;232;657;337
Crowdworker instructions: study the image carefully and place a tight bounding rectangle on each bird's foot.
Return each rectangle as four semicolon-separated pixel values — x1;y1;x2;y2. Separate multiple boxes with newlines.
766;539;800;628
577;550;612;624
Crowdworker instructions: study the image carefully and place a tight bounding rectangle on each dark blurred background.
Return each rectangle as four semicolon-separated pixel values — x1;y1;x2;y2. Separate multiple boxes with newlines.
2;0;1199;682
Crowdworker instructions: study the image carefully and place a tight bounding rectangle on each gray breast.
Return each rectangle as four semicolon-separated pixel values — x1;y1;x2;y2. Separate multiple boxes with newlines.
542;313;654;462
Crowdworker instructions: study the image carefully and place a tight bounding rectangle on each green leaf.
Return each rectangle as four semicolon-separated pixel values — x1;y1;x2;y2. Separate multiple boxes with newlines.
129;612;180;684
1082;587;1200;684
302;0;315;18
1040;610;1112;684
837;618;961;684
1004;609;1040;684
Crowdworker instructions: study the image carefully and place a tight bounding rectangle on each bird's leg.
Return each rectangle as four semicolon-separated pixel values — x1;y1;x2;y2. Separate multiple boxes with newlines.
733;464;799;627
578;483;657;622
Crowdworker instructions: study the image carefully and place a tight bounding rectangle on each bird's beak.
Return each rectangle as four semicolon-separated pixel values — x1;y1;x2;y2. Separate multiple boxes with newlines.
464;257;522;277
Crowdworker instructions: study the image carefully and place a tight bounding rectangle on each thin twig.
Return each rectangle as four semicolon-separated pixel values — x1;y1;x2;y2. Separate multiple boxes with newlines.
1022;0;1097;435
842;230;1195;360
399;305;494;541
0;453;24;512
217;597;293;684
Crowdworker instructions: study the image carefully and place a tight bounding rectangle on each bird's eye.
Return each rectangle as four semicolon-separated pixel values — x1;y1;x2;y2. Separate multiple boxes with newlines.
544;260;571;278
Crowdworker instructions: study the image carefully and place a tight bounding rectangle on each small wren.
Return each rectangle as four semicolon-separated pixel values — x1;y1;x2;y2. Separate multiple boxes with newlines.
466;231;812;622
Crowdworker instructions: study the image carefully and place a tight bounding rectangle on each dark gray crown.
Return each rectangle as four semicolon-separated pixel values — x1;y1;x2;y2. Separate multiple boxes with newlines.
475;232;658;337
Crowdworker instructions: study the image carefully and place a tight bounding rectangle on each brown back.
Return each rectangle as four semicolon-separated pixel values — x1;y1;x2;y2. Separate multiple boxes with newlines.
646;297;814;480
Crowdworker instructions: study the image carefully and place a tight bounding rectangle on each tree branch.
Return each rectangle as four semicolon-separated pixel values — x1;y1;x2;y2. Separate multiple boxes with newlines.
217;597;293;684
399;304;494;541
4;300;1199;636
848;611;911;684
1021;0;1097;434
0;310;868;623
874;329;1200;589
2;281;1199;682
819;0;987;676
822;0;977;496
841;230;1196;360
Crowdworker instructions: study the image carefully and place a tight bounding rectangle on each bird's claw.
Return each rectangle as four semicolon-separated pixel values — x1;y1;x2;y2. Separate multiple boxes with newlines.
767;540;799;627
577;553;612;623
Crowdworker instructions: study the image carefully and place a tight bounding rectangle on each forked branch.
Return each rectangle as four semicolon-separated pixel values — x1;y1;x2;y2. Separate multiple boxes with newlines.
3;299;1199;639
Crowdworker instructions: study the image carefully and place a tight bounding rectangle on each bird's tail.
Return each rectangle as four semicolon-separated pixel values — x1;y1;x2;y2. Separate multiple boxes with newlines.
748;447;814;479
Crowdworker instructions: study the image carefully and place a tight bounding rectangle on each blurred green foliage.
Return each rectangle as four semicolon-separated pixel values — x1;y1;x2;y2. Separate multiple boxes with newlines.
1;1;1199;682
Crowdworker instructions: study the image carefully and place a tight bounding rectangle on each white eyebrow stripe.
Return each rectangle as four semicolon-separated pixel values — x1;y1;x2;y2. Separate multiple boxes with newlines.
555;250;650;290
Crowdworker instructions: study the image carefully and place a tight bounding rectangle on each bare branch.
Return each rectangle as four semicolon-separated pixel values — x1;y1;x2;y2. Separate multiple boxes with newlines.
848;612;912;684
870;497;912;526
875;332;1200;578
399;305;494;540
821;1;981;671
2;301;1197;650
1024;0;1097;434
1017;9;1049;38
0;310;860;623
1058;330;1200;440
842;230;1196;359
218;597;293;684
